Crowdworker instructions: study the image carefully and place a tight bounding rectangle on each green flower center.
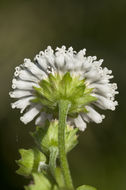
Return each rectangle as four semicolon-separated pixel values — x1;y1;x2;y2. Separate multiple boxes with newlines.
33;72;97;118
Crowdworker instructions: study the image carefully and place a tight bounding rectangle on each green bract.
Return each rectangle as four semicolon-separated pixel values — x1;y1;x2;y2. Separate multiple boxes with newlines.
31;120;78;155
16;148;46;177
33;72;97;118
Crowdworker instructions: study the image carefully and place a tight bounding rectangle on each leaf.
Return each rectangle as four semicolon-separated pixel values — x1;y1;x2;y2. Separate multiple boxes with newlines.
31;120;78;155
32;121;59;155
65;127;79;153
16;148;46;177
32;149;46;173
24;173;52;190
55;167;65;188
31;126;49;154
16;149;34;177
77;185;97;190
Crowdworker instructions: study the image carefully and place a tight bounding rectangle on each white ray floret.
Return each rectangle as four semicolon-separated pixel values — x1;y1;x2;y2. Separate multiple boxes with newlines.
74;115;87;131
20;105;42;124
9;90;32;98
24;58;47;80
11;96;35;113
14;69;39;83
85;106;105;124
10;46;118;130
35;112;52;126
12;79;39;90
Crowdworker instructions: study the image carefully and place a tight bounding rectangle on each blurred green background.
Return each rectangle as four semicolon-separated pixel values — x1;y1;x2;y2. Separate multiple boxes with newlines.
0;0;125;189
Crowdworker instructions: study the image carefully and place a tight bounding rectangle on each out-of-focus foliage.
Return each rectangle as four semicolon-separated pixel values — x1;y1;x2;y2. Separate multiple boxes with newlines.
0;0;125;190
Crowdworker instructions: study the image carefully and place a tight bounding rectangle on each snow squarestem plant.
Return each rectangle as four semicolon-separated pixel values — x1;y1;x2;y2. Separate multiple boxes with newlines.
10;46;118;190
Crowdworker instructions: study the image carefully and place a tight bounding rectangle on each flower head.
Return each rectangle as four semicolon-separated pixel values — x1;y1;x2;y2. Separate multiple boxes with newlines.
9;46;118;131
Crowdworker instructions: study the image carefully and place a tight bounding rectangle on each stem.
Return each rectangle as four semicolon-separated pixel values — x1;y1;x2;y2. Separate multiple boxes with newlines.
58;99;74;190
49;146;58;179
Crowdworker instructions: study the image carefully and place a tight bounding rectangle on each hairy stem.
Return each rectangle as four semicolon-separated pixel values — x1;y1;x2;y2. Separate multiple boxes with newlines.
58;99;74;190
49;146;58;179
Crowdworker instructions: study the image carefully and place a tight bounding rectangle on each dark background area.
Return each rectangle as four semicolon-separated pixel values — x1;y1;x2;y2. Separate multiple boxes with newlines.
0;0;125;190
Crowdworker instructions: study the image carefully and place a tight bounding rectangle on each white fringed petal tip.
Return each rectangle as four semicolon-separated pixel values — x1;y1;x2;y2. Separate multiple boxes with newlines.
9;46;118;131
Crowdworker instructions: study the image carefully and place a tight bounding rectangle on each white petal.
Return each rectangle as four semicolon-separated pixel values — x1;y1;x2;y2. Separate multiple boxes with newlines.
24;59;47;79
14;69;39;82
55;46;66;68
11;96;35;113
65;59;75;70
64;55;74;71
82;56;95;70
72;58;83;70
45;46;55;66
89;83;118;98
35;112;52;126
55;54;65;68
20;105;42;124
35;54;48;70
9;90;32;98
74;115;87;131
81;113;90;123
76;49;86;60
85;106;105;123
82;60;92;70
94;94;118;110
38;161;46;172
93;59;103;67
96;79;110;84
12;79;39;90
84;68;102;81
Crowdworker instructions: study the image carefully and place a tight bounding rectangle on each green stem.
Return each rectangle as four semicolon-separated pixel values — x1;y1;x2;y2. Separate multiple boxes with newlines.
49;146;58;179
58;99;74;190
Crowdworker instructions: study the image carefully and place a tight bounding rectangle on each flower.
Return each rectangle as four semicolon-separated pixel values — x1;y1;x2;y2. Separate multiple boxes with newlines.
9;46;118;131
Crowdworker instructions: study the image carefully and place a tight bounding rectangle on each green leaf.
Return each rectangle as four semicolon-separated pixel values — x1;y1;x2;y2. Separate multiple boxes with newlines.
16;148;46;177
65;127;78;152
32;149;46;173
24;173;52;190
16;149;34;177
31;120;78;155
77;185;97;190
55;167;65;188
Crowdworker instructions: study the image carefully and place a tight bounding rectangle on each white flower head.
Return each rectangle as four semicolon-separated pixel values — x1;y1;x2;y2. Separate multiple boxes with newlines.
9;46;118;131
